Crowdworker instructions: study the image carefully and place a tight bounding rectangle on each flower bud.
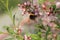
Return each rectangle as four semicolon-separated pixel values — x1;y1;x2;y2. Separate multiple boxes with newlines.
56;2;60;8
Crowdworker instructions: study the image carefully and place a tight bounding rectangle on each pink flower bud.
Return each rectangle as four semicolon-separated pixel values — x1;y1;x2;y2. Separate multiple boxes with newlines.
27;1;31;5
56;2;60;8
17;29;22;35
24;34;27;40
42;4;46;10
24;2;27;5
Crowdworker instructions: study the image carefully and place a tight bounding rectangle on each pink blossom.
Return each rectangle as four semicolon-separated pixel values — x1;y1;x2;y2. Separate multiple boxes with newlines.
24;34;27;40
48;22;57;27
56;2;60;8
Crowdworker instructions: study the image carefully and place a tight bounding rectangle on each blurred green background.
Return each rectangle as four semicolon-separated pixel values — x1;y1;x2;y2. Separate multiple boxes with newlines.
0;0;28;14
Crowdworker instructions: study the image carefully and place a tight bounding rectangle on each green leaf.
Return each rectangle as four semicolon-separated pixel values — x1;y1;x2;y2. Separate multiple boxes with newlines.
16;35;23;40
13;14;15;26
3;26;10;29
38;32;42;35
45;26;51;40
6;0;9;10
7;27;16;35
30;34;40;40
35;24;45;30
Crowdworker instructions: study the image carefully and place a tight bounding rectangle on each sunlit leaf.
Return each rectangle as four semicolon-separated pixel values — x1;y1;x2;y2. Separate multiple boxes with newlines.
5;0;9;10
30;34;41;40
0;31;4;34
16;35;23;40
38;0;45;4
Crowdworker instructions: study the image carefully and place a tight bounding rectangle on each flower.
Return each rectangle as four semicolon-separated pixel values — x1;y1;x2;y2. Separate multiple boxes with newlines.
56;2;60;8
24;34;27;40
48;22;57;28
17;29;22;35
24;2;27;6
26;1;31;6
27;36;31;40
42;4;46;10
